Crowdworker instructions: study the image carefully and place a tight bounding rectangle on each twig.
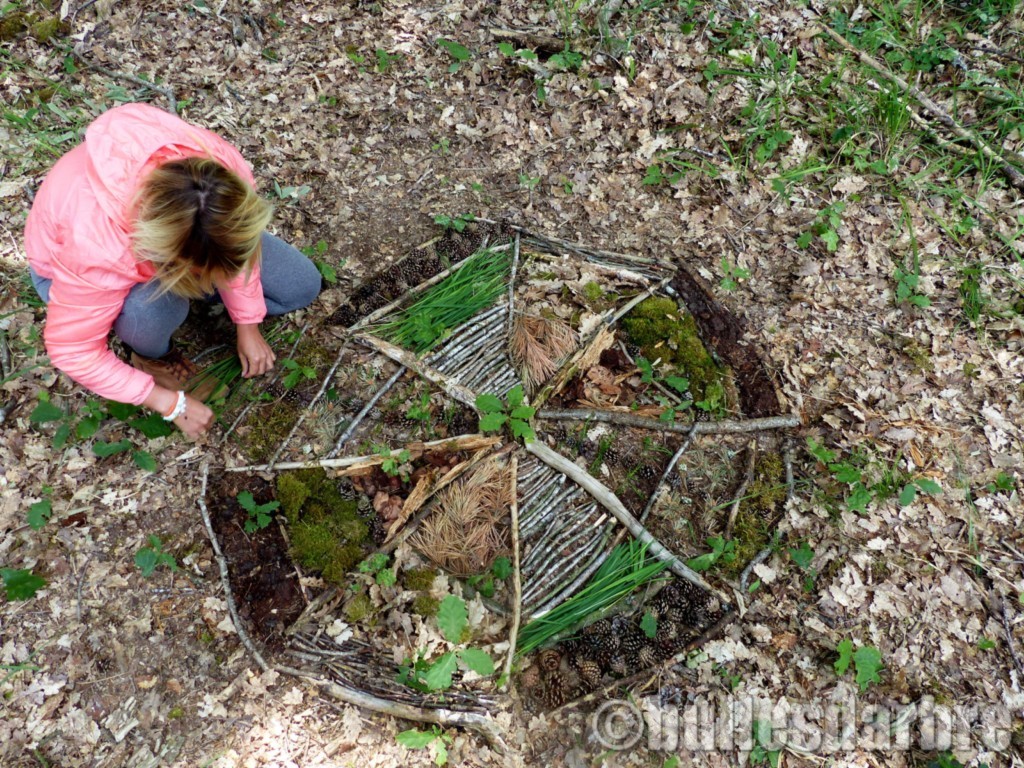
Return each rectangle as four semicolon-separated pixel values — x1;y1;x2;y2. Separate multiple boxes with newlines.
551;608;736;715
222;322;309;444
818;24;1024;190
197;460;270;671
267;337;353;468
508;231;521;318
539;409;801;435
327;365;406;459
355;334;480;409
640;425;698;524
1001;601;1024;680
502;456;521;691
273;663;508;752
525;441;717;595
0;330;10;380
526;523;617;618
70;48;178;114
725;440;758;539
740;546;774;595
226;433;501;473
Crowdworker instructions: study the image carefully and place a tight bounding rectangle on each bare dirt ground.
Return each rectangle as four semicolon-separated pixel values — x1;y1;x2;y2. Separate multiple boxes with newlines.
1;1;1023;766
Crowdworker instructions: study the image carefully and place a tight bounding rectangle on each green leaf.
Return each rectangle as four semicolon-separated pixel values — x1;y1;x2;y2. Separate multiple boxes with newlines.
316;261;338;284
832;465;861;484
27;500;53;530
129;413;175;439
396;729;437;749
478;413;507;432
424;652;458;690
105;401;140;420
437;595;468;643
52;423;72;451
664;376;689;393
820;229;839;252
237;491;257;513
788;542;814;571
636;356;655;383
846;484;873;514
134;548;159;578
30;401;64;424
898;484;917;506
437;38;471;61
458;647;494;675
492;557;512;580
915;478;942;495
795;231;813;248
640;611;657;638
834;638;854;676
75;416;101;439
1;568;47;600
853;646;883;691
133;450;157;472
806;437;835;464
509;405;534;420
506;385;524;408
687;552;717;572
509;419;534;441
978;637;996;651
475;394;504;413
498;42;515;56
93;439;132;457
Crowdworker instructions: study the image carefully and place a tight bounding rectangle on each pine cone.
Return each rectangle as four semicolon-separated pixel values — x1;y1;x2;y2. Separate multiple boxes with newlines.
637;645;660;668
537;649;561;672
574;658;602;690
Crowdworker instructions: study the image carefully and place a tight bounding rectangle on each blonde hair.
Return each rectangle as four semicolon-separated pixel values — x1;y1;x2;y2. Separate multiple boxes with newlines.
132;158;272;299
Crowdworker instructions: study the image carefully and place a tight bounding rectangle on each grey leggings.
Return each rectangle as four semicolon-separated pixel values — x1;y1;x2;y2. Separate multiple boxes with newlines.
30;232;321;358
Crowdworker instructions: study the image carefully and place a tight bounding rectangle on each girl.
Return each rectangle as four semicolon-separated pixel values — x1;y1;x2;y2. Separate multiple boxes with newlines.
24;102;322;438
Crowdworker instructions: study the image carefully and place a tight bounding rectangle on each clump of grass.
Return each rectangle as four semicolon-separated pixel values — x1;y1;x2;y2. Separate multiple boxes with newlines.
517;540;669;657
373;246;511;352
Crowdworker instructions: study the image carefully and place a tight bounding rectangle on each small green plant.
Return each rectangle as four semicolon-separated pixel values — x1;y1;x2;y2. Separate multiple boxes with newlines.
894;264;931;308
436;38;472;72
720;258;751;291
796;201;845;252
375;48;402;73
834;638;883;692
497;42;538;62
518;173;541;190
686;536;737;572
396;725;453;766
978;637;996;651
1;568;47;600
405;392;433;425
466;556;512;598
280;358;316;389
750;720;782;767
27;485;54;530
238;491;280;533
398;595;494;692
807;438;942;514
378;447;412;481
985;472;1015;493
788;541;818;592
301;240;339;285
549;47;584;72
358;552;397;587
433;212;475;232
271;180;312;202
476;385;535;442
134;535;179;578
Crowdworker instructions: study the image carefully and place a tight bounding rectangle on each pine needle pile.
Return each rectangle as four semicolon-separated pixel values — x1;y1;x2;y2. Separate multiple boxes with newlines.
517;540;669;657
373;246;512;353
509;313;577;392
410;459;513;577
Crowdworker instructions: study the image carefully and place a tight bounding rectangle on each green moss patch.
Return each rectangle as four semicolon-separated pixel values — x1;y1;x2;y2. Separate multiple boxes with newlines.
275;469;373;585
723;452;786;576
621;297;728;402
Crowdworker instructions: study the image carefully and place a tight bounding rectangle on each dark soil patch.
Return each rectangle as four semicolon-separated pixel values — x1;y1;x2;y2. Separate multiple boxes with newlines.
207;472;304;655
670;266;781;418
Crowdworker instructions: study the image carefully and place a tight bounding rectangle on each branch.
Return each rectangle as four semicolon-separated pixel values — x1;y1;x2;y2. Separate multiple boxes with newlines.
525;441;716;594
355;334;480;409
196;460;271;671
818;24;1024;190
538;408;801;435
70;47;177;114
502;456;522;690
725;440;757;539
273;663;509;753
328;364;406;459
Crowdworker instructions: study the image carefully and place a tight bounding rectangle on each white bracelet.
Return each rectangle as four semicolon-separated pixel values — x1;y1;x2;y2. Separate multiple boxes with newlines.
163;390;187;421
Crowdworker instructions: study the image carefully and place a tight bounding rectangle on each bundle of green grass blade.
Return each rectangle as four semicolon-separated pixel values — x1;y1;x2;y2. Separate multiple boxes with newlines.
188;323;286;403
373;246;511;353
516;540;669;658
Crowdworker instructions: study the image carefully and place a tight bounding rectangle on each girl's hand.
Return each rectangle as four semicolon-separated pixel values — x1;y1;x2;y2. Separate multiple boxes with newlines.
174;394;214;438
237;323;276;378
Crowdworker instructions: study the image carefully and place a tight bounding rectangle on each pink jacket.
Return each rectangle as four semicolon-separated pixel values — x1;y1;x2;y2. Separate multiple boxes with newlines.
24;103;267;405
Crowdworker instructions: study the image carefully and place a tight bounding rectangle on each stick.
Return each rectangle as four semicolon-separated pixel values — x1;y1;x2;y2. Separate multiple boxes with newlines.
226;434;501;473
273;663;508;752
327;365;406;459
539;409;801;435
640;425;698;524
526;523;618;618
355;335;480;409
525;441;715;594
502;456;521;691
197;460;270;671
725;440;758;539
267;337;353;468
818;24;1024;190
70;48;178;114
508;231;520;317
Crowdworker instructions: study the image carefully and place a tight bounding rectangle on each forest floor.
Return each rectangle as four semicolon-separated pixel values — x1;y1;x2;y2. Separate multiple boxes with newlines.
1;0;1023;766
